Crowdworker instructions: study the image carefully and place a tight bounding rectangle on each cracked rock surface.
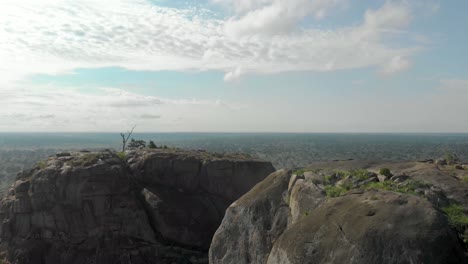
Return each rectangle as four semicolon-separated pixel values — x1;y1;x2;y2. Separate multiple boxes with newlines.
210;160;468;264
0;149;275;264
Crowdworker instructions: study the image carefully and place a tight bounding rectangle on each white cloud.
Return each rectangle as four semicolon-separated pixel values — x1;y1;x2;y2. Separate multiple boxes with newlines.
222;0;345;37
0;0;424;83
2;78;468;133
380;55;411;75
224;66;243;81
213;0;343;19
0;84;239;132
364;2;411;31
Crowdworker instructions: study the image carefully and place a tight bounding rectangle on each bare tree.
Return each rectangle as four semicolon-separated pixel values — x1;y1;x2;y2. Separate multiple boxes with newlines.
120;125;136;152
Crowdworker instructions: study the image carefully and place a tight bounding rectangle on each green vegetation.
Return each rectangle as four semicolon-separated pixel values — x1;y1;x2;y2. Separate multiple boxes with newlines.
365;181;393;191
293;168;321;177
324;185;346;198
350;169;369;180
117;152;126;160
295;167;434;200
148;140;157;149
128;138;146;148
334;170;350;178
339;181;354;191
293;169;308;176
323;175;333;185
442;204;468;244
445;151;460;164
379;168;393;177
364;180;429;195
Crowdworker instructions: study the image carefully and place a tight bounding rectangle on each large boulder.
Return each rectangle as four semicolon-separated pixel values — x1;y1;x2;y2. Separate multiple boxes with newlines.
0;149;275;264
268;190;465;264
127;149;275;249
209;169;291;264
128;149;275;201
288;172;325;225
210;162;468;264
0;151;158;264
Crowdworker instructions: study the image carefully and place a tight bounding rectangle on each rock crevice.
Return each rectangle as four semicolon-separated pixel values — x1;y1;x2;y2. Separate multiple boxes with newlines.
0;149;275;264
210;161;468;264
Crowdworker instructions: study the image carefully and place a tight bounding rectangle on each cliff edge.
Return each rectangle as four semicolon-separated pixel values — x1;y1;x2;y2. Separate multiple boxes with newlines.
0;149;275;264
210;160;468;264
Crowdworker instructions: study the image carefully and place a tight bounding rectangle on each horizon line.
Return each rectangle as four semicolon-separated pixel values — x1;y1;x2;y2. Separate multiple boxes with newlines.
1;131;468;134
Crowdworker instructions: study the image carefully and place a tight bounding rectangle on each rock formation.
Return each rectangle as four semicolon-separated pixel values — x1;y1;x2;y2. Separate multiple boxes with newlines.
0;149;275;264
210;160;468;264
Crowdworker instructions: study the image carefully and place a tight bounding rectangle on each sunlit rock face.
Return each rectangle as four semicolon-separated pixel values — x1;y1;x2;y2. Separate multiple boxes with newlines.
0;149;275;264
210;160;468;264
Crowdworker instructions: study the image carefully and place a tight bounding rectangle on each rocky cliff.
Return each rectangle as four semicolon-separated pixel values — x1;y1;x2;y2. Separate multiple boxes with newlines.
210;160;468;264
0;149;275;264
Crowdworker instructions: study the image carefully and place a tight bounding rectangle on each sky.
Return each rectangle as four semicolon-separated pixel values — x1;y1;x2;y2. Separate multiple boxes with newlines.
0;0;467;132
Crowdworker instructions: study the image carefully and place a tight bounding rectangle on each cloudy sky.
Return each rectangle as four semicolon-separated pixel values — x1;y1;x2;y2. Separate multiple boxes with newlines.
1;0;467;132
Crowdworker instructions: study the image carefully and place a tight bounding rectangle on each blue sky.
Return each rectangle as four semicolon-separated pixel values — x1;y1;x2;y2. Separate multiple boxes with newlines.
1;0;467;132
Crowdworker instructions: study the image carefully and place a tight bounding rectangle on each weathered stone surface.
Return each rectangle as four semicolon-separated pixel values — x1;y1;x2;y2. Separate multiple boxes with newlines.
355;176;378;187
267;190;465;264
377;174;388;182
141;187;227;249
210;160;468;264
0;149;275;264
288;174;325;225
209;169;291;264
389;175;410;183
128;149;275;250
0;151;159;264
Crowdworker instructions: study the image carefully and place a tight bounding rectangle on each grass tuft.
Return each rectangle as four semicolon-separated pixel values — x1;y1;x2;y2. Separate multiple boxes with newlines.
117;152;127;160
442;204;468;244
350;169;370;181
324;185;346;198
293;169;308;176
379;168;393;177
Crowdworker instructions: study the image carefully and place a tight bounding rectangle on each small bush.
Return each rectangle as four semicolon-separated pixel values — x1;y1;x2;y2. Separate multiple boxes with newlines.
442;204;468;229
445;151;459;164
334;170;350;178
379;168;393;177
128;138;146;149
324;185;346;198
351;169;369;180
442;204;468;244
148;140;157;149
323;175;333;185
117;152;126;160
365;181;393;191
